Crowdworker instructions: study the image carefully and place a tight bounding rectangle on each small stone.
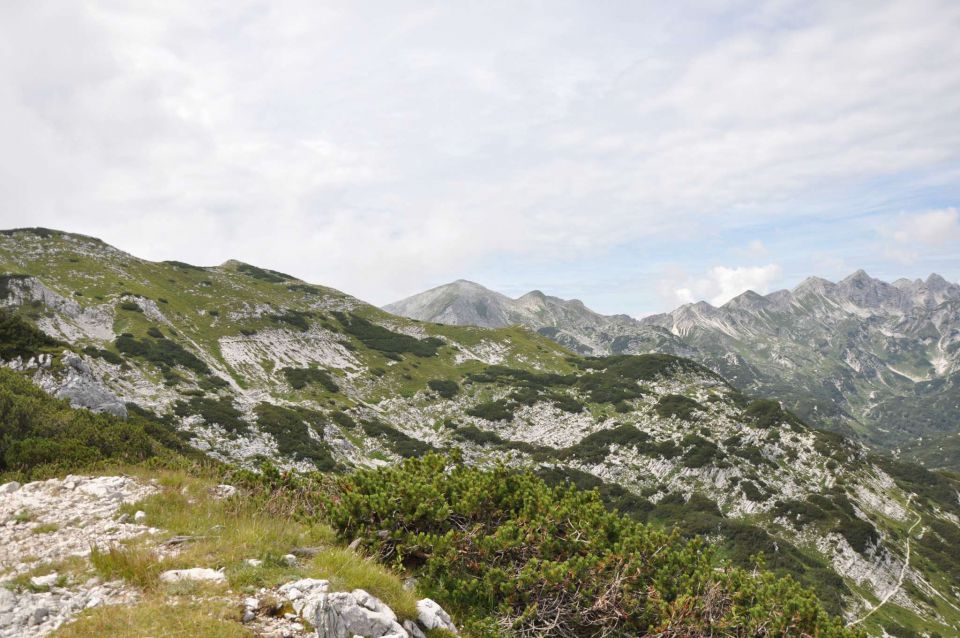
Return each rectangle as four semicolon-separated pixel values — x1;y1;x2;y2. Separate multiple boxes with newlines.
213;484;238;499
86;596;102;609
159;568;226;584
245;558;263;567
133;510;147;523
242;608;256;623
30;572;59;588
117;513;130;524
32;606;50;623
283;553;298;566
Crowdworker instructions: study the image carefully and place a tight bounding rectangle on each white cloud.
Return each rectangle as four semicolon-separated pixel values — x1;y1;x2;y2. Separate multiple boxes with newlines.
888;208;960;245
666;264;784;306
880;208;960;263
0;1;958;305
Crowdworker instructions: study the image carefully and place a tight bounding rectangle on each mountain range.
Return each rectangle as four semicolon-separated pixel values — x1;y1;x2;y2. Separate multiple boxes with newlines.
386;272;960;469
2;228;959;636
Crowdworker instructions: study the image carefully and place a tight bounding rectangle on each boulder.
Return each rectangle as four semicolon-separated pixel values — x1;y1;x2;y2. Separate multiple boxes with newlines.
311;590;408;638
417;598;457;634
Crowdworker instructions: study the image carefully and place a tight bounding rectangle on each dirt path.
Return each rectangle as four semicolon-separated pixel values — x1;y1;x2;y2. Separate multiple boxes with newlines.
847;494;921;628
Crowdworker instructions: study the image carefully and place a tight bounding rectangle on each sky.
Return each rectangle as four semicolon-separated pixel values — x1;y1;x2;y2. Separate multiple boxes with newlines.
2;1;959;317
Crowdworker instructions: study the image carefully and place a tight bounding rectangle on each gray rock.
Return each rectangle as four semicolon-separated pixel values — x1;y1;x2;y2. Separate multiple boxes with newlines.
416;598;457;634
0;482;20;495
403;619;426;638
51;353;127;417
311;590;408;638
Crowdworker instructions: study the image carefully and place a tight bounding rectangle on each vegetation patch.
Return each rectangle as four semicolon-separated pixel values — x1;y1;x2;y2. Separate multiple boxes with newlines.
465;399;515;422
268;310;313;332
555;424;651;464
360;418;433;458
0;368;190;479
426;379;459;399
254;403;336;470
655;394;703;421
236;263;295;283
281;366;339;392
115;334;210;375
173;396;247;434
332;312;443;357
0;310;62;360
329;453;858;637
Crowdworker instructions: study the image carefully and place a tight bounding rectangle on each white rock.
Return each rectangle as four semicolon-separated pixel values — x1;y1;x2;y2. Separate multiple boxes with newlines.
212;484;238;499
0;588;14;613
29;572;59;588
311;590;408;638
403;619;427;638
417;599;457;634
0;481;21;494
245;558;263;567
133;510;147;523
283;553;298;566
159;568;226;584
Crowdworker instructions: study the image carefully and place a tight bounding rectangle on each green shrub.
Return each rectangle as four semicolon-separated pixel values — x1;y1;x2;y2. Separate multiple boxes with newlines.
282;367;339;392
146;327;165;339
556;424;650;463
360;418;433;458
453;425;503;446
332;312;442;357
236;263;294;282
118;301;143;312
465;399;514;422
82;346;124;366
329;454;859;638
427;379;459;399
744;399;784;428
0;368;187;477
680;434;721;467
173;396;247;433
253;403;336;470
269;310;313;331
0;311;62;360
655;394;703;421
115;334;210;375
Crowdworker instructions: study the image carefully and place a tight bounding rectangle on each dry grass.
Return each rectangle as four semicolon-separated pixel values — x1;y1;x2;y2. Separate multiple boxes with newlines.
52;598;253;638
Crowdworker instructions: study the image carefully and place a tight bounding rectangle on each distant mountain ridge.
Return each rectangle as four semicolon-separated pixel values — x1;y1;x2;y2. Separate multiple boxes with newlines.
386;271;960;466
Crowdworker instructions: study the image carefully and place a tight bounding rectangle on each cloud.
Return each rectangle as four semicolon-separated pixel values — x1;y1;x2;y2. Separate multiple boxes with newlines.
880;208;960;263
0;1;958;306
887;208;960;245
665;264;784;306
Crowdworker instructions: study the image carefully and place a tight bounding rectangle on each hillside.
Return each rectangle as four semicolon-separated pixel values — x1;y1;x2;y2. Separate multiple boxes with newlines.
2;228;960;636
388;274;960;470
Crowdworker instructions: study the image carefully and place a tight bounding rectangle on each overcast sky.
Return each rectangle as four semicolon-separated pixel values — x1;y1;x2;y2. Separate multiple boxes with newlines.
2;1;959;316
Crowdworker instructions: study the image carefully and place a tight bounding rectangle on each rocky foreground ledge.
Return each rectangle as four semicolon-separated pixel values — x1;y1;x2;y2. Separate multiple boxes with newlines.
0;475;458;638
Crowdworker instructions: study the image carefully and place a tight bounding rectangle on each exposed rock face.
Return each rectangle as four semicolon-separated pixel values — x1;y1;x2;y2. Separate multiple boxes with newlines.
36;352;127;417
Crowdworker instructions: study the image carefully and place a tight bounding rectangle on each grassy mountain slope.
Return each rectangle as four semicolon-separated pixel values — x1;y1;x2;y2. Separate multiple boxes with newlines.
1;228;959;636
